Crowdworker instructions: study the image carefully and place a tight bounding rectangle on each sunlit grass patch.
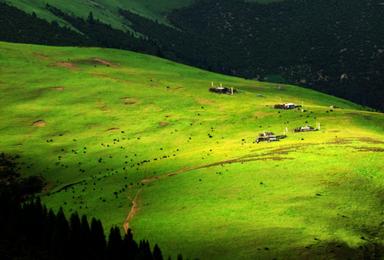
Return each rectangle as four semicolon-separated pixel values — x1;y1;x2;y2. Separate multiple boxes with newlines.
1;41;383;260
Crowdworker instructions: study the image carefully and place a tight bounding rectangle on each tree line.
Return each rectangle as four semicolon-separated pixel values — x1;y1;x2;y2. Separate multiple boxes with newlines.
0;154;188;260
0;2;93;47
126;0;384;111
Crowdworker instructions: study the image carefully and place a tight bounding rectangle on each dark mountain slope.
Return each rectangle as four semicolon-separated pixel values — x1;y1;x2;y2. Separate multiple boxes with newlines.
0;2;93;46
122;0;384;111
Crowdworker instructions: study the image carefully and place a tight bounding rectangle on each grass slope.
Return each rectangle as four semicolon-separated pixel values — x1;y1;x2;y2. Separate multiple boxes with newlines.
6;0;283;28
1;41;384;260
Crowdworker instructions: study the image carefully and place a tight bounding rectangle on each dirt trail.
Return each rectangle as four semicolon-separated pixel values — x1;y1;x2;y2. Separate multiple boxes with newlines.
123;155;291;233
87;0;111;12
49;181;82;195
92;58;116;67
123;181;151;232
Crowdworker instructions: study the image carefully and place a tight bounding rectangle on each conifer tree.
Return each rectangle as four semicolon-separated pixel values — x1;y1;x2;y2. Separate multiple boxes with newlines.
90;218;106;260
52;207;69;258
123;228;138;259
69;212;83;257
81;214;92;258
106;226;124;259
153;244;163;260
87;12;94;24
43;208;56;253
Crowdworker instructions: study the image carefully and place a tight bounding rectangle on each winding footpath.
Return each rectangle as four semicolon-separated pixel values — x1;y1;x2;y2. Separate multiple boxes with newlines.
123;154;291;233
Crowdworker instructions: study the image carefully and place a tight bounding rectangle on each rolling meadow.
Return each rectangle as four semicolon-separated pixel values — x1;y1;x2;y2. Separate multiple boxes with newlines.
1;41;384;259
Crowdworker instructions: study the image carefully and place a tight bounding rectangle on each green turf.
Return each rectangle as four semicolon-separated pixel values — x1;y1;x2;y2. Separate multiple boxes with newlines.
1;41;383;259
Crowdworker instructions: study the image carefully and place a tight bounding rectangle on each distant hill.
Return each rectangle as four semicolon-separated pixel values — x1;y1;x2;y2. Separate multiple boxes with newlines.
135;0;384;111
5;0;282;27
2;0;383;112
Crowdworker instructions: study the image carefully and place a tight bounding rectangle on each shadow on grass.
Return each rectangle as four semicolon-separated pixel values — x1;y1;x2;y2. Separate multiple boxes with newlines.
295;241;383;260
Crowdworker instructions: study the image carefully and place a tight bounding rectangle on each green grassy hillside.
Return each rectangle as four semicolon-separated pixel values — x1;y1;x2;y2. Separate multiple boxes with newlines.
6;0;282;28
1;41;384;260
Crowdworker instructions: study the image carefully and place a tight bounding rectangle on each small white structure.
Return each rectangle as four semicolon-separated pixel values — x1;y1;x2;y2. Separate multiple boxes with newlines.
293;125;317;133
301;125;312;131
284;103;295;109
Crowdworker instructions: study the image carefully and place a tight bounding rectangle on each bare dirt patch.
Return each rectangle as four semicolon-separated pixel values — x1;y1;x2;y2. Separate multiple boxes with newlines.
107;128;120;132
92;58;116;67
54;87;64;90
195;98;216;105
87;0;111;12
96;102;109;111
35;54;48;59
120;97;141;106
55;62;77;70
347;146;384;152
357;137;384;144
159;122;169;126
219;106;227;111
32;120;46;126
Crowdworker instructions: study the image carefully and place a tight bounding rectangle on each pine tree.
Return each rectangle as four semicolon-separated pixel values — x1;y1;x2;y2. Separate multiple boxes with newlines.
106;226;123;259
90;218;106;260
68;212;83;257
80;214;92;259
153;244;163;260
52;207;69;258
123;228;138;260
87;12;94;24
138;239;152;260
43;208;56;253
